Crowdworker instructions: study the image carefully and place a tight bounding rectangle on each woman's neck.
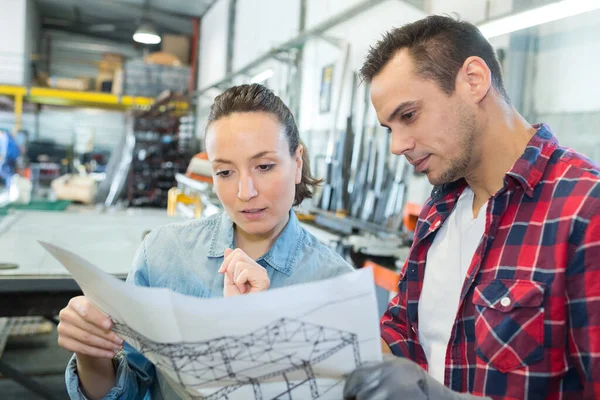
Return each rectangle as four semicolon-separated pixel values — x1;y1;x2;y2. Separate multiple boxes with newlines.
234;213;290;260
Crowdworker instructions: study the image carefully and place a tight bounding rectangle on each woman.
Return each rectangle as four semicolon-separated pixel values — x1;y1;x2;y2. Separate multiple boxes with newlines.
58;84;353;399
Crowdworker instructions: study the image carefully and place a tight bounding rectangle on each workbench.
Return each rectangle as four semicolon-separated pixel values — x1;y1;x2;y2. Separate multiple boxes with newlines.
0;207;184;399
0;208;182;316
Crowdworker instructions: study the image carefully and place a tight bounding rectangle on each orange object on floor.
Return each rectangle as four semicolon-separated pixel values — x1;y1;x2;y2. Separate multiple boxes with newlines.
167;188;203;218
186;152;213;184
403;202;423;232
364;261;400;293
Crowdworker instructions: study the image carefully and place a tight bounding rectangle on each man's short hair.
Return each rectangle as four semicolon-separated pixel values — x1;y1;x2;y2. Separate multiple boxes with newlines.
360;15;510;102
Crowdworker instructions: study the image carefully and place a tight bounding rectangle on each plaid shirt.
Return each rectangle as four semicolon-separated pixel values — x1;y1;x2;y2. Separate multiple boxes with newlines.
381;124;600;400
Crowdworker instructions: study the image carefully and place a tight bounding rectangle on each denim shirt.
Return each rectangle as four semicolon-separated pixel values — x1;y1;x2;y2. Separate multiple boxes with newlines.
65;210;353;399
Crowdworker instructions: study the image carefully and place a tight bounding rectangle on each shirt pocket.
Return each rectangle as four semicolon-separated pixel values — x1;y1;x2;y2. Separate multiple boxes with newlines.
472;279;545;373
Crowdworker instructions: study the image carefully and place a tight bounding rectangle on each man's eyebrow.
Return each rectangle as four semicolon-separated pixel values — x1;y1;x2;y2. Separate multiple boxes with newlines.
387;100;421;121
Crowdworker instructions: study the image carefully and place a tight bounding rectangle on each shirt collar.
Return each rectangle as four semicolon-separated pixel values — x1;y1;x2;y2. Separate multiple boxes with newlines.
431;123;558;202
207;210;303;276
505;123;558;197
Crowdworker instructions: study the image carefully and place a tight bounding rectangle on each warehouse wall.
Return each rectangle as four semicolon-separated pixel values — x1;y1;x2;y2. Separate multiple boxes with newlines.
0;0;27;85
198;0;229;89
0;108;126;151
299;0;427;134
45;30;140;81
427;0;513;23
233;0;300;72
533;8;600;161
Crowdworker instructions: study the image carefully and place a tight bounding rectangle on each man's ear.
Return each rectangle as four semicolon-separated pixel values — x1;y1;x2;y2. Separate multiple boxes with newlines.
456;56;492;104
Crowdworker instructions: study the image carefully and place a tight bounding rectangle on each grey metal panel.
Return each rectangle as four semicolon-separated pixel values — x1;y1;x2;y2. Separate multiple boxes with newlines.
47;30;142;57
0;108;126;150
37;108;126;149
46;30;141;80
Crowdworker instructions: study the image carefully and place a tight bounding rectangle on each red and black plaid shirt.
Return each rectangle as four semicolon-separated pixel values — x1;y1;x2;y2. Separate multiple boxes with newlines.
381;124;600;399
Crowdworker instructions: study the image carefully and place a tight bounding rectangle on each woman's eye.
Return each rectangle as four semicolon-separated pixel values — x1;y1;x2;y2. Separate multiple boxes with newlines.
215;170;232;178
257;164;275;172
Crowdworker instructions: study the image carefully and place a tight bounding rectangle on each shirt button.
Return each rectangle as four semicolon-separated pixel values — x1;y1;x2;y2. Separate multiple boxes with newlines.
500;297;511;307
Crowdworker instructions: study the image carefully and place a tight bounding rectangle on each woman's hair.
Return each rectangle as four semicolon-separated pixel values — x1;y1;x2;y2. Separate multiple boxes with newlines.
206;83;322;206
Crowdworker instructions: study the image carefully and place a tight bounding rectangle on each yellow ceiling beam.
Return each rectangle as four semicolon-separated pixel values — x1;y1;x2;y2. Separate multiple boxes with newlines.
0;85;27;96
0;85;158;110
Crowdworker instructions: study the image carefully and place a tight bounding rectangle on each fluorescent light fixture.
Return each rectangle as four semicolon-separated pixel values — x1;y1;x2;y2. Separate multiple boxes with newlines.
133;23;161;44
250;69;274;84
478;0;600;38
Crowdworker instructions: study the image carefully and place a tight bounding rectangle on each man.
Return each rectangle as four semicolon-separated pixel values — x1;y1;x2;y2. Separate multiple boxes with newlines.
0;128;20;188
344;15;600;400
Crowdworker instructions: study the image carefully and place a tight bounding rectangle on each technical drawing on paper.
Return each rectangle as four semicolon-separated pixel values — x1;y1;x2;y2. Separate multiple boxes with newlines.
113;316;361;400
38;242;381;400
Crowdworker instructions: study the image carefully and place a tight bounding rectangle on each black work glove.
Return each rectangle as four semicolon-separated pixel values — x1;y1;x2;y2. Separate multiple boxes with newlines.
344;356;491;400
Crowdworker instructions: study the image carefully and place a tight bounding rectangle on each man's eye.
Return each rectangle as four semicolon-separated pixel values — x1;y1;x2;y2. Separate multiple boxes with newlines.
402;111;415;121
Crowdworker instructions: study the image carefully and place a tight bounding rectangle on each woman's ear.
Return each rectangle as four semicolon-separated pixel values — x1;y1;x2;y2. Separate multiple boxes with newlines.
295;144;304;185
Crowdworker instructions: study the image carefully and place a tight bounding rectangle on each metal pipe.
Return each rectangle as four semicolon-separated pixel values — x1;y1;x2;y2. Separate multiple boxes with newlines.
226;0;237;75
189;18;200;92
291;0;308;119
14;94;23;132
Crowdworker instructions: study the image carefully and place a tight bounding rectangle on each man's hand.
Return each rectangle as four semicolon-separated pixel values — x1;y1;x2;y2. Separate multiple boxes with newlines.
344;356;490;400
219;248;270;297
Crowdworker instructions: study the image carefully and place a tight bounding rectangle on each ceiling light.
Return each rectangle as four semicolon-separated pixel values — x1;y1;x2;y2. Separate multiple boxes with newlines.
250;69;274;84
478;0;600;38
133;23;161;44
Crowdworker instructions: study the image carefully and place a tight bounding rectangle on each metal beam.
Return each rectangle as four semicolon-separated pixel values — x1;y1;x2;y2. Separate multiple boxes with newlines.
290;0;308;120
41;0;194;33
42;25;138;44
197;0;419;95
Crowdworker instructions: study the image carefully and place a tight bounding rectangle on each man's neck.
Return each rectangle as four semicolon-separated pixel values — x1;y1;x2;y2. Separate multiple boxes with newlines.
464;103;536;216
234;214;290;260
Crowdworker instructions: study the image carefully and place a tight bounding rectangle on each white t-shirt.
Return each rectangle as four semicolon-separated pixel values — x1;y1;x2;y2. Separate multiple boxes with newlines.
418;187;487;384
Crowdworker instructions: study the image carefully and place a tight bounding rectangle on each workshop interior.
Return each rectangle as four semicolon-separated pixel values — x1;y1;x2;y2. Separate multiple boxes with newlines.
1;0;599;399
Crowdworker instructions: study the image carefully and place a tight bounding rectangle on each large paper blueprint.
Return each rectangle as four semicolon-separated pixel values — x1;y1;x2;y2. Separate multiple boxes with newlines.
41;242;382;399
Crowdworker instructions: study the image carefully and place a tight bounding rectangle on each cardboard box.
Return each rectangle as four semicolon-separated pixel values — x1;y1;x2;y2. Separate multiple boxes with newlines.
98;53;124;76
51;174;97;204
103;53;124;65
161;35;190;65
144;51;182;66
47;77;90;91
112;68;123;95
95;70;114;92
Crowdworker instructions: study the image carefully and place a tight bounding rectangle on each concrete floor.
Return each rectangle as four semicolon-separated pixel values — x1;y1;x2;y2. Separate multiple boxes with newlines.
0;328;72;399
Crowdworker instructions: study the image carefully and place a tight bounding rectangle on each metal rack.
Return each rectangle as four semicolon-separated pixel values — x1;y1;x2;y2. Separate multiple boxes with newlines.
126;93;195;208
